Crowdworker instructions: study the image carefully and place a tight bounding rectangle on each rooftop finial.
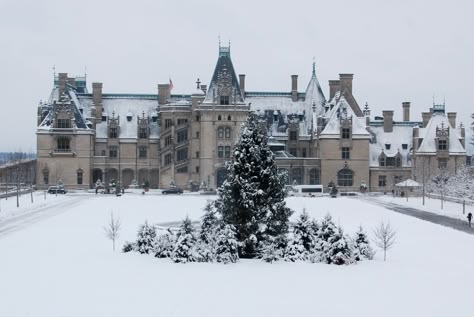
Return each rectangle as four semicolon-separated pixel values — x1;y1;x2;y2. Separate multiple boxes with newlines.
196;78;201;89
218;34;221;48
312;57;316;77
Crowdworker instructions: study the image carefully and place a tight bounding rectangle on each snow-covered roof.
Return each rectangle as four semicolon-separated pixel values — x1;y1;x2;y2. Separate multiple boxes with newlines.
395;179;421;187
369;125;413;167
320;96;369;138
417;112;465;155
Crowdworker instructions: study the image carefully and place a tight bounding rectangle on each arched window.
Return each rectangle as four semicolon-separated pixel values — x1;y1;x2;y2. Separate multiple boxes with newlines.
337;168;353;187
309;168;320;185
227;115;231;121
218;115;222;121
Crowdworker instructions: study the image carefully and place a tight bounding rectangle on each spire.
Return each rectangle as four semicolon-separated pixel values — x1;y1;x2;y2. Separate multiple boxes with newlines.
312;57;316;78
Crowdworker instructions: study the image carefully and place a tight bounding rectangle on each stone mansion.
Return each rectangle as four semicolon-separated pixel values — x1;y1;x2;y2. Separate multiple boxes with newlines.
36;46;467;192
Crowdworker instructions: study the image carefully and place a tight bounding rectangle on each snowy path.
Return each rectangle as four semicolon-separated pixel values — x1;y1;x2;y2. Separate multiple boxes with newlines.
358;196;474;235
0;195;87;238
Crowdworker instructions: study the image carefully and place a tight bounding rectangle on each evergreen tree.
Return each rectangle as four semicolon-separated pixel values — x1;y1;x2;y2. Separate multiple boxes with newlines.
154;231;175;258
284;210;315;262
136;221;156;254
171;216;197;263
215;112;293;258
352;226;375;261
326;226;354;265
200;200;220;244
259;236;282;263
215;224;239;264
313;214;338;263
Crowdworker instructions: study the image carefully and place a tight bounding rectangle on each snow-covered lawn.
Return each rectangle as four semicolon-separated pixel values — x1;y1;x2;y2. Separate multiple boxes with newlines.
369;194;474;221
0;193;473;317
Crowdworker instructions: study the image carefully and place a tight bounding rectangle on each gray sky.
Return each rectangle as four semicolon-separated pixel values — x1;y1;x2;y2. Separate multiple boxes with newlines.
1;0;473;153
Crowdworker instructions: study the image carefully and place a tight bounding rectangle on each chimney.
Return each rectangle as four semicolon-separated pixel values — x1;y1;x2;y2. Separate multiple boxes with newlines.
66;77;76;88
328;80;340;99
200;84;207;95
339;74;353;94
158;84;171;105
92;82;103;120
58;73;68;97
383;110;394;133
447;112;456;128
291;75;298;102
422;112;431;128
402;102;410;121
239;74;246;97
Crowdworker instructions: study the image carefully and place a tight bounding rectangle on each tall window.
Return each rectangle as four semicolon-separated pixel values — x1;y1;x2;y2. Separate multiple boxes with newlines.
341;147;350;160
109;146;118;158
196;151;200;158
43;170;49;185
292;168;303;185
56;137;71;152
290;131;297;141
139;146;147;158
165;119;173;129
220;96;229;105
177;148;188;162
164;153;172;165
302;148;307;158
196;131;200;139
177;129;188;144
177;118;188;125
337;168;353;187
218;146;224;158
378;175;387;187
379;156;385;167
225;127;231;138
342;128;350;139
165;135;172;147
109;127;117;138
77;170;83;185
139;127;148;139
438;139;447;151
56;118;71;128
224;146;231;158
309;169;320;185
218;127;224;138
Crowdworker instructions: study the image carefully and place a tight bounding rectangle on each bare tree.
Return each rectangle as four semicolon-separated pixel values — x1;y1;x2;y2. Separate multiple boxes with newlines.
104;212;121;251
373;221;397;261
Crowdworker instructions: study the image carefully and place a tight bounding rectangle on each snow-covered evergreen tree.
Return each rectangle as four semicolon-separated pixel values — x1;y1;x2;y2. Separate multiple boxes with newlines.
259;236;282;263
284;210;315;262
313;213;337;263
136;221;156;254
154;231;175;258
352;226;374;261
215;112;293;258
200;200;219;244
171;216;197;263
215;224;239;264
326;226;353;265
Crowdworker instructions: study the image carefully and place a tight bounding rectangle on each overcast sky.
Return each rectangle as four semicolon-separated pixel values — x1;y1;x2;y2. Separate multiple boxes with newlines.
1;0;473;153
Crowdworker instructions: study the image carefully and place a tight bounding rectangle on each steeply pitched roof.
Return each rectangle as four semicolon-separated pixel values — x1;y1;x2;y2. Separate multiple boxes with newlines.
320;96;369;138
417;112;465;155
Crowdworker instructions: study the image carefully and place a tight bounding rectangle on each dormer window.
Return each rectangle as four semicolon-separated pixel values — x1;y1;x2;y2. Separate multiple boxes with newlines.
220;96;229;105
139;127;148;139
109;127;118;138
342;128;350;139
402;144;408;150
289;131;297;141
56;118;71;129
127;114;132;122
438;139;447;151
385;143;391;150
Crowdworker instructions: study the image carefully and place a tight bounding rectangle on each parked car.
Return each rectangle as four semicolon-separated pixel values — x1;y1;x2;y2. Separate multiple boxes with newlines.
47;186;67;194
161;187;183;195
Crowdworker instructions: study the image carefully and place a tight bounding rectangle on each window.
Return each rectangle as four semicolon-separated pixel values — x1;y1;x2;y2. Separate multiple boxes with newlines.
139;146;147;158
438;139;447;151
77;170;83;185
385;144;391;150
177;148;188;162
218;115;222;121
127;115;132;122
177;129;188;144
342;128;350;139
402;144;408;150
227;115;231;121
196;131;200;139
56;136;71;152
56;118;71;128
109;127;118;138
196;166;200;173
386;157;395;167
292;168;303;185
290;131;297;141
177;118;188;125
101;150;106;156
220;96;229;105
379;156;385;167
395;156;402;167
309;169;320;185
165;135;172;147
139;127;148;139
218;146;224;158
225;127;231;139
337;168;354;187
109;146;118;158
196;151;200;158
43;170;49;185
218;127;224;138
341;147;350;160
177;166;188;173
438;158;448;169
164;153;172;166
225;146;231;158
196;115;200;121
378;175;387;187
302;148;307;158
165;119;173;129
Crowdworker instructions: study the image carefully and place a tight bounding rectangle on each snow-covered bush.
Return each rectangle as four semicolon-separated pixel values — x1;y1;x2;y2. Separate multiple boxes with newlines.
284;211;316;262
259;236;282;263
326;227;354;265
171;217;197;263
200;200;220;244
136;221;156;254
154;231;176;258
352;226;374;261
215;224;239;264
122;241;135;253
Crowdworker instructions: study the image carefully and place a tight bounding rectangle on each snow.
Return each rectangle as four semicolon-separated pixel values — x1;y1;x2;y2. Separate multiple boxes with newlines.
369;125;413;167
417;112;465;154
0;193;473;317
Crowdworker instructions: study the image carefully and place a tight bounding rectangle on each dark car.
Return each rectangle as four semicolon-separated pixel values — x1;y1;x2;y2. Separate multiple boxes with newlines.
47;186;67;194
161;187;183;195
